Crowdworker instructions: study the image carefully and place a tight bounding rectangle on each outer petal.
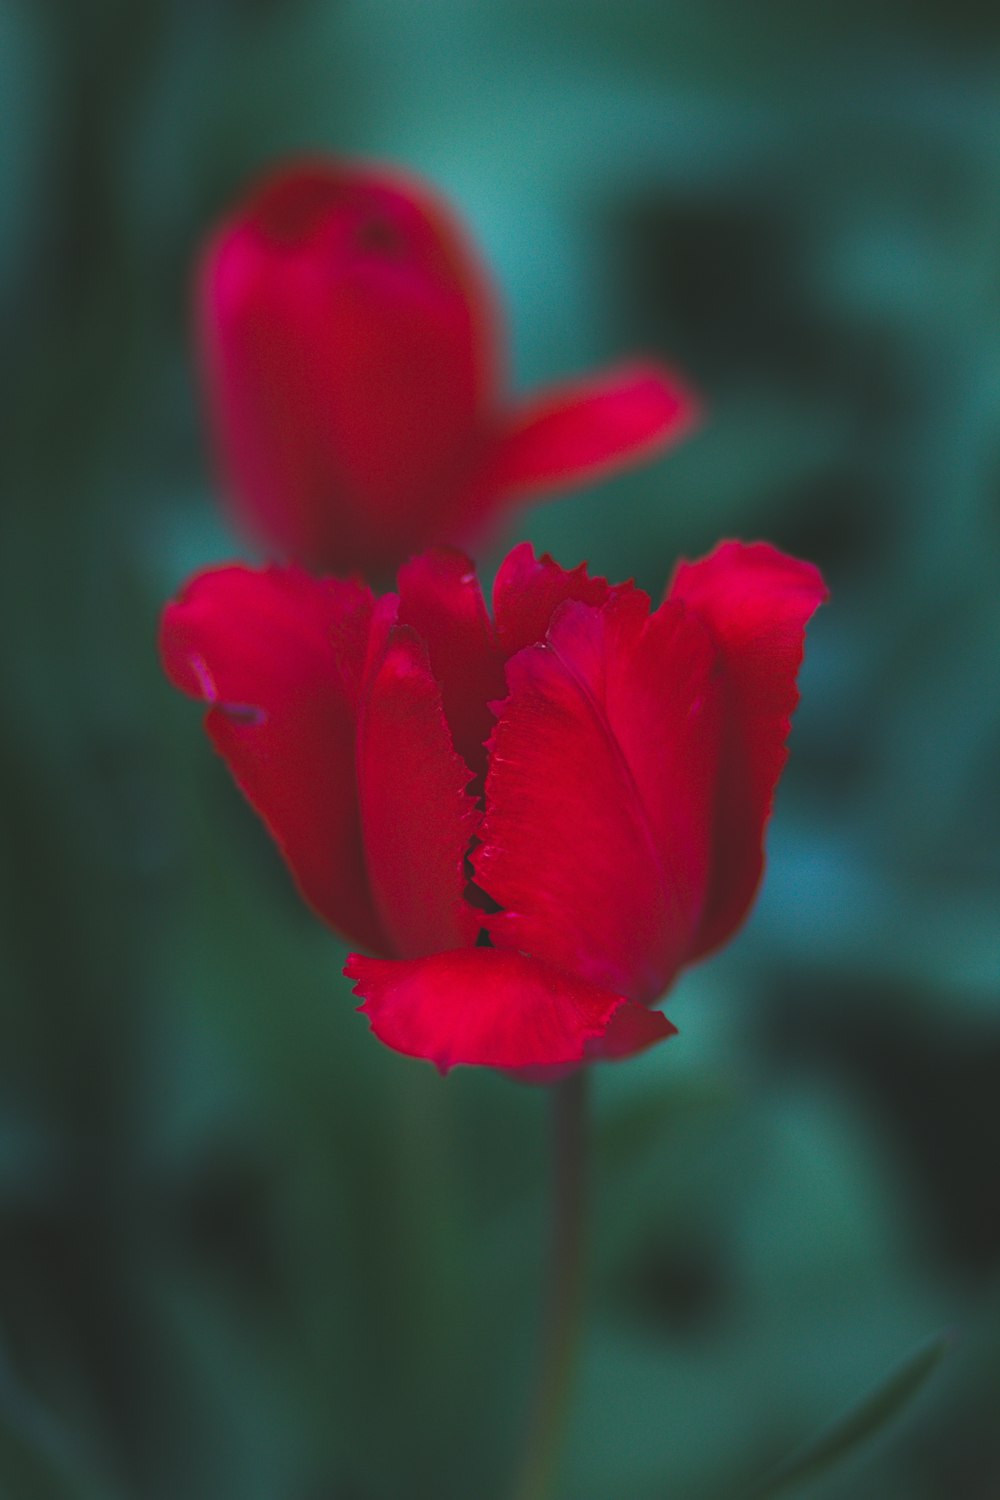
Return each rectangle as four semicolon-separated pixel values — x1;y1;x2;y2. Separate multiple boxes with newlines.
397;549;506;780
668;541;828;957
199;159;501;574
475;590;722;1002
160;564;386;951
586;1000;678;1062
492;541;627;657
357;627;481;958
346;948;673;1075
488;361;699;499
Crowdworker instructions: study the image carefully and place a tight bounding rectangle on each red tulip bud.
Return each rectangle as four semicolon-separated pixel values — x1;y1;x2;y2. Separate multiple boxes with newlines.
198;159;698;575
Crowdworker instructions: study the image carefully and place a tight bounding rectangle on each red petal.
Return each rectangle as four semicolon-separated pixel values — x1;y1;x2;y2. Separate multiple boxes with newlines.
475;590;722;1002
668;541;828;957
198;159;501;575
160;564;386;951
346;947;671;1074
489;361;699;498
397;549;506;779
357;627;481;958
586;1000;677;1062
492;541;626;657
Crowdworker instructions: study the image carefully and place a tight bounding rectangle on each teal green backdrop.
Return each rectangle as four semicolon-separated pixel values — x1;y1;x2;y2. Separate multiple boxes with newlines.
2;2;999;1496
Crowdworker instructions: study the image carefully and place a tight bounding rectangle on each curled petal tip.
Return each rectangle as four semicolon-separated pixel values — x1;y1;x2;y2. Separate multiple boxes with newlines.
345;949;675;1077
491;359;702;500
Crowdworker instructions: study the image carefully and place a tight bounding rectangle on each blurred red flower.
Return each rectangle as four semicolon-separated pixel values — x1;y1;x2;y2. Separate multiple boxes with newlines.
197;159;697;576
161;541;825;1077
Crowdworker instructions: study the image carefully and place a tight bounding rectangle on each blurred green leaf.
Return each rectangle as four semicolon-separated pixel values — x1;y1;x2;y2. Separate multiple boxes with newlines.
743;1332;951;1500
0;1359;120;1500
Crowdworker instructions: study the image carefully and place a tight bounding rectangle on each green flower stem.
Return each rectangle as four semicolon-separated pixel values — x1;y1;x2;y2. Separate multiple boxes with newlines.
511;1069;589;1500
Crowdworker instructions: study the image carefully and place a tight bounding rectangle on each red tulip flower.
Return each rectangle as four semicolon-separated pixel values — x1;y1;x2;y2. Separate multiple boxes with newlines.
161;540;825;1078
198;159;697;575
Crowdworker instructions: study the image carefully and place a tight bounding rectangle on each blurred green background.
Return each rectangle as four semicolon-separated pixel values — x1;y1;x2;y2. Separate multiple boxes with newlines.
2;1;1000;1496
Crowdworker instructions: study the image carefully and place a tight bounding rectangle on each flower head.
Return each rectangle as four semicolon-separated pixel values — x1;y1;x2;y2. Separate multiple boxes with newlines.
161;541;825;1078
198;159;696;576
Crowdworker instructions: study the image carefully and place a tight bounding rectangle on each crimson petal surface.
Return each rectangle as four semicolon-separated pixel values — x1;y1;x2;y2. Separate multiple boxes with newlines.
489;361;698;499
492;541;624;658
358;627;481;958
475;590;721;1001
199;161;500;575
668;540;828;957
397;549;506;780
346;947;671;1074
159;564;386;951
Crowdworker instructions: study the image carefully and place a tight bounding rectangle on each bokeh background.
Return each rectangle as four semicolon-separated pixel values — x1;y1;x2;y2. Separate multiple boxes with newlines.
3;1;1000;1497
